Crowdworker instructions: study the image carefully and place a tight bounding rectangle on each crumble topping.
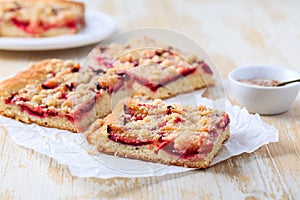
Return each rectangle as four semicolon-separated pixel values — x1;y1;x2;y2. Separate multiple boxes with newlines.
89;37;213;93
107;99;230;157
3;37;214;126
5;60;100;118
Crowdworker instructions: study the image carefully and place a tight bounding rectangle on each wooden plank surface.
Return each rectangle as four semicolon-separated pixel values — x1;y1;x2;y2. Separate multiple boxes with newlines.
0;0;300;199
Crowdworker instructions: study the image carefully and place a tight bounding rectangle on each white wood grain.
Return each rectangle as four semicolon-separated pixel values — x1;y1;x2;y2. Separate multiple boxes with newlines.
0;0;299;199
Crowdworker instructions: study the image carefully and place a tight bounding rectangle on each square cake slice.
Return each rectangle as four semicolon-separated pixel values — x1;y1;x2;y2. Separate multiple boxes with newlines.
0;0;85;37
0;59;111;132
86;98;230;168
88;37;215;99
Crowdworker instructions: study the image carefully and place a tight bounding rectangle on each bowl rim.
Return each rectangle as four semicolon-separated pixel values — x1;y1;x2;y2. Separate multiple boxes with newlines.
228;65;300;90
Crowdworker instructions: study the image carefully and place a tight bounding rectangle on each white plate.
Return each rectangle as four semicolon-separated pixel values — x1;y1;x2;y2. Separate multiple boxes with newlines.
0;11;116;51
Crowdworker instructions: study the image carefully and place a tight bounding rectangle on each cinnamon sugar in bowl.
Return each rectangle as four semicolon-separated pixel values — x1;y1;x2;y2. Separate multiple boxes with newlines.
228;65;300;115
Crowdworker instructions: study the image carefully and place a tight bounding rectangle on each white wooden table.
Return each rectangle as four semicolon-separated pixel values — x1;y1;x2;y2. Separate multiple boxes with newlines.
1;0;300;199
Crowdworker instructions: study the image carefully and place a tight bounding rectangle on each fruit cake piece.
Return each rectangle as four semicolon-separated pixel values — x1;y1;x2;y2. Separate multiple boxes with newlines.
86;98;230;168
88;37;215;99
0;37;215;133
0;59;111;132
0;0;85;37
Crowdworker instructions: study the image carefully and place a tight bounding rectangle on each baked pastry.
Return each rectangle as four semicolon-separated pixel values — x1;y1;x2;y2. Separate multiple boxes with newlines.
0;0;85;37
88;37;215;99
0;38;215;132
0;59;111;132
86;98;230;168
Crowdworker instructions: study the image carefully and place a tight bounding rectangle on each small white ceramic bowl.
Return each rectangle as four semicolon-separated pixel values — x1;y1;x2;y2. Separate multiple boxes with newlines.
228;65;300;115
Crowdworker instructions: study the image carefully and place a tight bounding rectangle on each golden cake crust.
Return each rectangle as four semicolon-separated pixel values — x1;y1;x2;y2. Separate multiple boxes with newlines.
0;59;59;98
86;98;230;168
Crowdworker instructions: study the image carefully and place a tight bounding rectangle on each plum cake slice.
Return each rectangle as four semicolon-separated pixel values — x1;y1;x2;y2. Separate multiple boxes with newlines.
0;0;85;37
0;59;111;132
87;37;215;99
86;98;230;168
0;38;216;133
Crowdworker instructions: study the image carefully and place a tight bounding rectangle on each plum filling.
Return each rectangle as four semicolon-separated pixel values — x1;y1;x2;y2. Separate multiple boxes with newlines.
61;93;68;99
19;104;75;123
66;20;77;29
20;105;46;118
41;82;59;90
4;94;15;104
16;99;97;123
4;94;78;122
107;126;213;158
52;19;83;30
11;18;83;34
11;18;30;33
112;78;125;93
107;125;154;146
174;117;182;123
108;132;153;146
215;114;230;131
42;18;84;31
130;67;197;92
72;98;96;121
20;105;58;118
160;140;213;159
161;143;197;158
4;95;27;104
198;61;213;75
